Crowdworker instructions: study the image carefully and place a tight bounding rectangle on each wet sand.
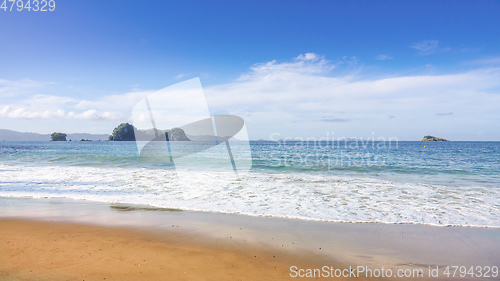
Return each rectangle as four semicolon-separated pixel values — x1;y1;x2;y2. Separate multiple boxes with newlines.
0;197;499;280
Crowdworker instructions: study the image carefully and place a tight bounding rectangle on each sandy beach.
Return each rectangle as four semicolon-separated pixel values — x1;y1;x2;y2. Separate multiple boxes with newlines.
0;219;338;281
2;0;499;279
0;197;499;280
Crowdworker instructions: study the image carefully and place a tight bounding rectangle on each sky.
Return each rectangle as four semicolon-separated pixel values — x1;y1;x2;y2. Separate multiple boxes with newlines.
0;0;499;140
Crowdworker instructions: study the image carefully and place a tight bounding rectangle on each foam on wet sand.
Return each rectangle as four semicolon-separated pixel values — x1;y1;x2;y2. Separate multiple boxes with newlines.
0;197;498;280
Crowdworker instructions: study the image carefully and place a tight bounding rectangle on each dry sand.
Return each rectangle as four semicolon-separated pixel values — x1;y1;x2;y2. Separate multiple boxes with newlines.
0;219;362;281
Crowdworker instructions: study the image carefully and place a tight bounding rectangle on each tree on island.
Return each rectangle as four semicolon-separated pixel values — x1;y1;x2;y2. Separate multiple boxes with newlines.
167;127;190;141
109;123;135;141
51;132;67;141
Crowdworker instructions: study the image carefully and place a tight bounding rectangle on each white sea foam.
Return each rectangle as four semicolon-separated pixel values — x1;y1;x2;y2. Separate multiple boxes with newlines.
0;164;498;227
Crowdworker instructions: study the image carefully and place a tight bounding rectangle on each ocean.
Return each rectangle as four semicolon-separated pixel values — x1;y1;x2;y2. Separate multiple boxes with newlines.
0;140;499;227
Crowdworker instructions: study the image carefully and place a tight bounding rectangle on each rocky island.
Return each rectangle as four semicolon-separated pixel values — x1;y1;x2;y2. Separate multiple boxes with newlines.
421;135;449;141
50;132;67;141
108;123;190;141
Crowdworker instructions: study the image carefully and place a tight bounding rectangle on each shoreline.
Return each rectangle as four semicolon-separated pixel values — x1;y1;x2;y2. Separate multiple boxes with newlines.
1;197;499;280
1;195;498;229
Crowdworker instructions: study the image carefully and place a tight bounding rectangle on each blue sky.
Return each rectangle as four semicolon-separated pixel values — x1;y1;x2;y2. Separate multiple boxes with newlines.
1;0;499;140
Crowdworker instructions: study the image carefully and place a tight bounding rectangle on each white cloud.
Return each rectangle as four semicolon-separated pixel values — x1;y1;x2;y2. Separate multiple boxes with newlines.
238;53;334;81
0;79;54;97
175;73;188;80
23;94;78;110
435;112;453;116
375;54;394;60
207;55;499;110
410;40;440;55
75;90;152;111
467;56;500;65
321;117;349;123
2;53;499;140
0;106;123;121
0;89;147;121
204;54;500;139
296;52;320;61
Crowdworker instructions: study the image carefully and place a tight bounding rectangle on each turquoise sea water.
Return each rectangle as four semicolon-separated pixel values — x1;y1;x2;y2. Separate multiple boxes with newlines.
0;140;499;227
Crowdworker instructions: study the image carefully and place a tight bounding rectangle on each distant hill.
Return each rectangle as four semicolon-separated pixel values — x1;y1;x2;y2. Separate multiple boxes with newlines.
186;134;239;142
0;129;109;141
66;133;110;141
0;129;49;141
